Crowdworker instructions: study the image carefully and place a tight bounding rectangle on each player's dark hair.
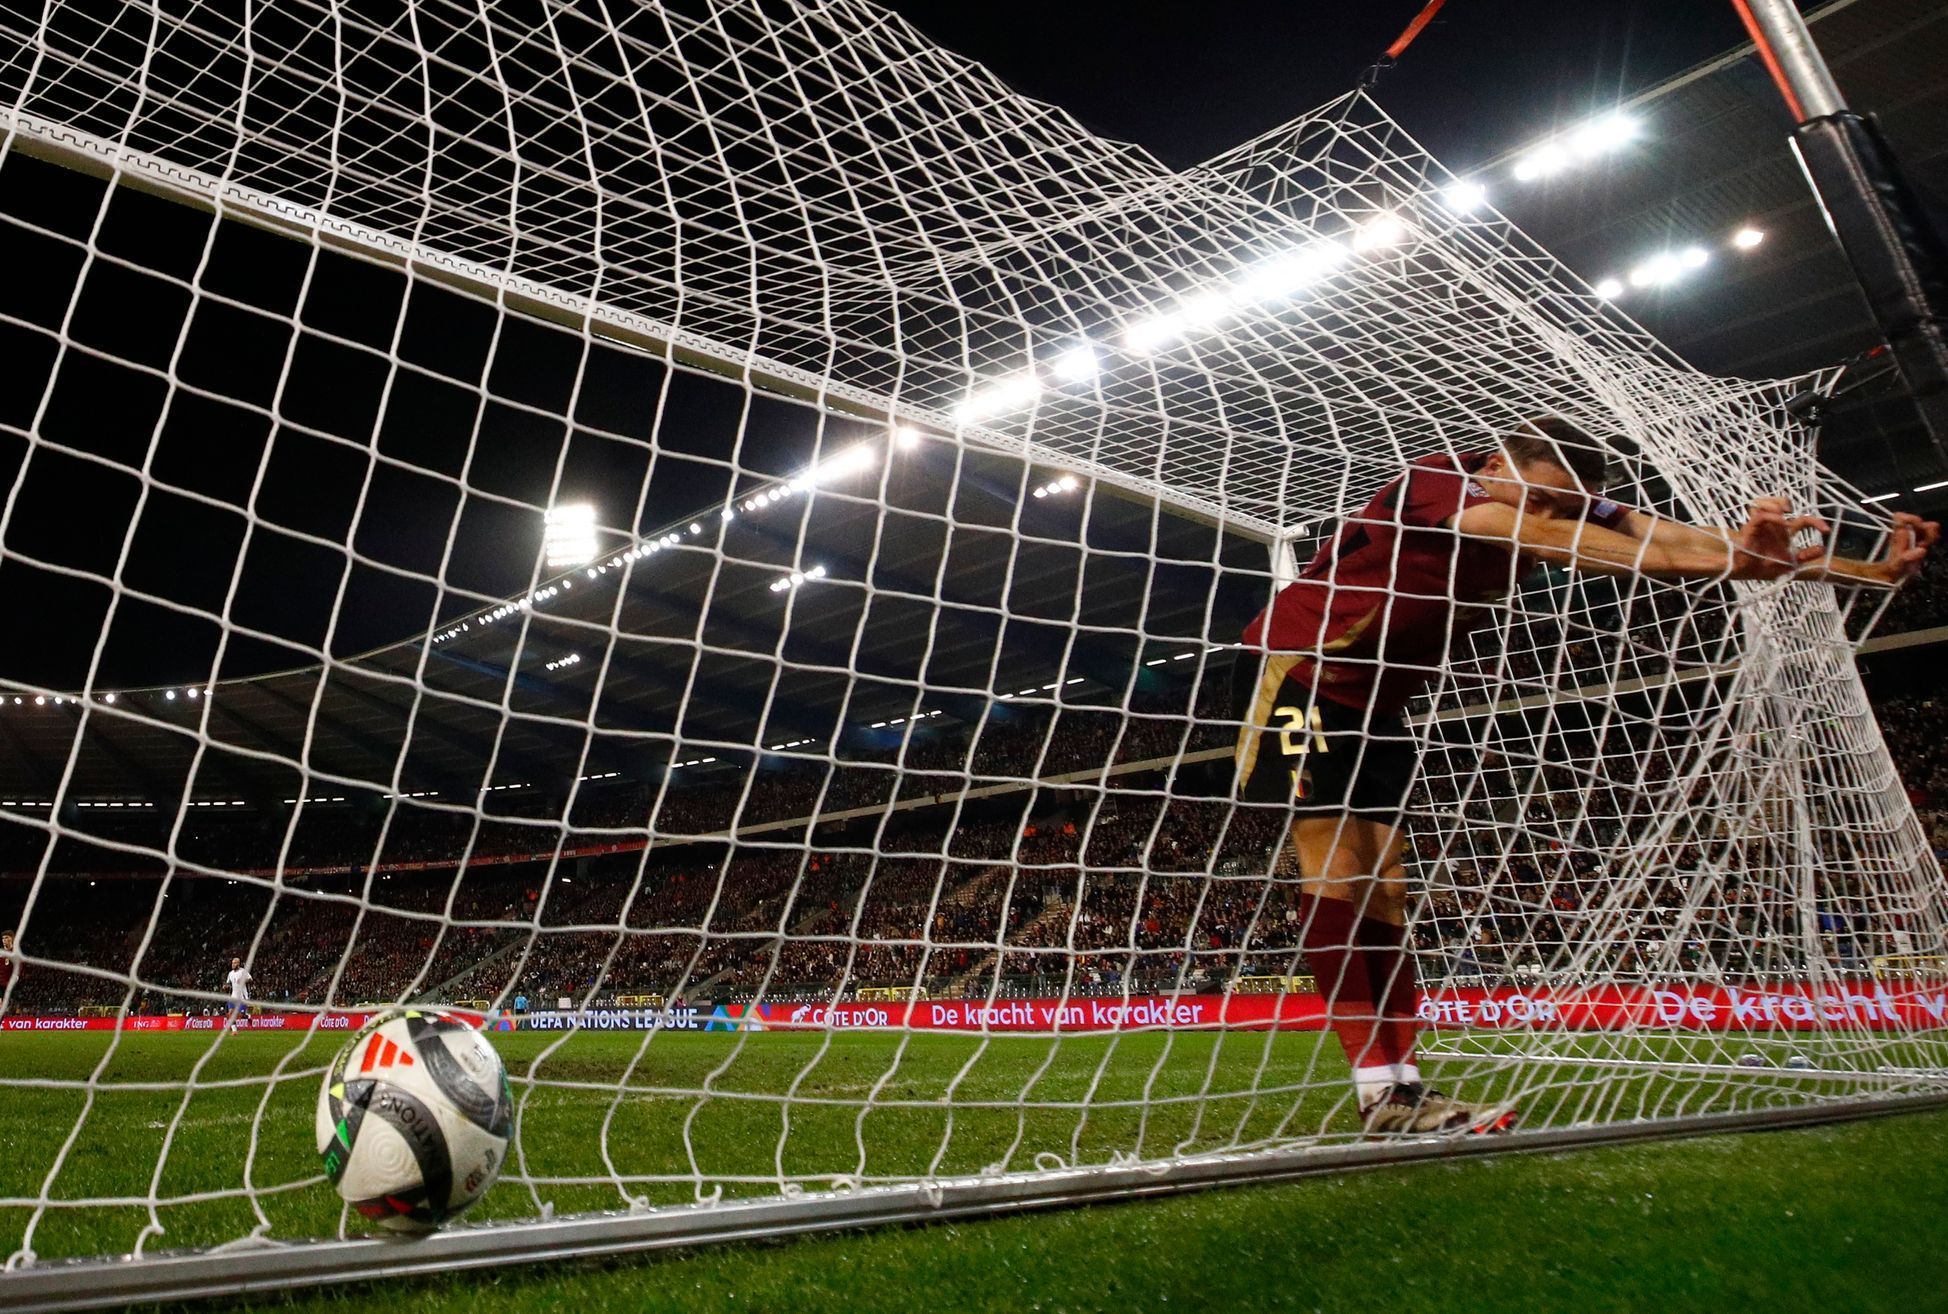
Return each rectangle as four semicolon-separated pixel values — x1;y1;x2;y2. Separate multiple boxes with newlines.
1504;415;1611;491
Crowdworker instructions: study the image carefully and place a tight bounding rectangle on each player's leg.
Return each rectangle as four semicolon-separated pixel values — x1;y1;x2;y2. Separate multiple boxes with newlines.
1289;814;1515;1134
1287;813;1410;1107
1233;655;1511;1132
1234;654;1398;1097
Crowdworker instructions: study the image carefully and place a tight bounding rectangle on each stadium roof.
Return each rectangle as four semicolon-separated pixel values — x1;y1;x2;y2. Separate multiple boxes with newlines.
2;0;1943;814
1472;0;1948;501
0;442;1255;807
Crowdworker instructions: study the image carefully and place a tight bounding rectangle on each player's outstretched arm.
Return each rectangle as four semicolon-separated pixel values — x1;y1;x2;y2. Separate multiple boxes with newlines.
1786;511;1938;588
1701;500;1938;586
1455;498;1938;587
1453;500;1752;580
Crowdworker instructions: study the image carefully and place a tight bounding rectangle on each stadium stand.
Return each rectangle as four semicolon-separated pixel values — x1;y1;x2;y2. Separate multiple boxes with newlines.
4;661;1941;1016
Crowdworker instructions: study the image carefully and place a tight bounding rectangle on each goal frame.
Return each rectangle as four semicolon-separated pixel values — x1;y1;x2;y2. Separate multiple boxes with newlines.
2;1092;1940;1313
3;13;1943;1304
0;105;1273;546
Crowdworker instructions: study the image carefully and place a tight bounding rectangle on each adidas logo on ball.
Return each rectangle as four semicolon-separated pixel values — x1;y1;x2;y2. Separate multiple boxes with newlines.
359;1035;415;1073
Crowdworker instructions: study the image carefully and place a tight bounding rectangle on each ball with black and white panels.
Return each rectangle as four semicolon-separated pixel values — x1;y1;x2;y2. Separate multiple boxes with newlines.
316;1010;513;1232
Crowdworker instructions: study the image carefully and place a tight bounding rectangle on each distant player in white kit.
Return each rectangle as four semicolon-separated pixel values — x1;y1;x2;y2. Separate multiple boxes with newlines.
225;956;251;1030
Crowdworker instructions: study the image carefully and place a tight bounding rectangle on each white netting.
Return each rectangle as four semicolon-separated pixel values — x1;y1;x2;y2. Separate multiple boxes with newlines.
0;0;1943;1279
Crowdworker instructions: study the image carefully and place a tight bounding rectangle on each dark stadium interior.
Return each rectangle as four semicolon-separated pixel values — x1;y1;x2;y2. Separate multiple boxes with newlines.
1;0;1945;1019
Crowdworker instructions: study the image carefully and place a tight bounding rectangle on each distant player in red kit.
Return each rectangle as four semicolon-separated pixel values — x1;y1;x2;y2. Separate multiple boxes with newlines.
1234;416;1937;1134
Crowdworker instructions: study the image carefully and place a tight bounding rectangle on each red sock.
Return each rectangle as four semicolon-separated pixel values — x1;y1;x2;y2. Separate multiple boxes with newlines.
1356;914;1420;1069
1297;893;1383;1071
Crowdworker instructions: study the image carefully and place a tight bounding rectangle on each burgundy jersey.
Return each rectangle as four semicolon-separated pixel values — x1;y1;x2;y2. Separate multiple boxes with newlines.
1241;452;1626;717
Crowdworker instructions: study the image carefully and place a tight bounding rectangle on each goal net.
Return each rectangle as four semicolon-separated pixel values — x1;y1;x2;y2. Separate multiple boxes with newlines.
0;0;1943;1296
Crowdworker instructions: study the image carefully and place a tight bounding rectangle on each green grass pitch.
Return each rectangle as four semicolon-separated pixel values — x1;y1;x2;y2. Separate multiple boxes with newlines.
0;1030;1941;1312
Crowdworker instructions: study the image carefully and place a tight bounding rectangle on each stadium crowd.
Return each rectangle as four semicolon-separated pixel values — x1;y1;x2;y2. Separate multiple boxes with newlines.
2;585;1944;1015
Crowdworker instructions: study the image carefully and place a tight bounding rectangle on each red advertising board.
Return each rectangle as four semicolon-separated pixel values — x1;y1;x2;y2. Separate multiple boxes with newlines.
1;1011;386;1033
756;982;1948;1034
4;982;1944;1035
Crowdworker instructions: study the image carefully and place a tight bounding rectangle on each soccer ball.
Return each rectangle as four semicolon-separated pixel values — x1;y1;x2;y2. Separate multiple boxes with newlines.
1736;1052;1770;1068
1783;1054;1818;1071
316;1010;513;1232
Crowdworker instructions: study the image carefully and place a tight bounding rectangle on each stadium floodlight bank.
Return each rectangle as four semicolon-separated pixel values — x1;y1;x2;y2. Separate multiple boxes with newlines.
0;0;1944;1307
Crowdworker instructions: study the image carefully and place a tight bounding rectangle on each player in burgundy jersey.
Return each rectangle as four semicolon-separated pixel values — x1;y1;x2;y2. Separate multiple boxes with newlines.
1235;416;1938;1135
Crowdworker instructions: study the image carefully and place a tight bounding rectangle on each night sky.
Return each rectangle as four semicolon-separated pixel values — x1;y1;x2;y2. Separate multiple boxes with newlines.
0;1;1811;696
880;1;1779;171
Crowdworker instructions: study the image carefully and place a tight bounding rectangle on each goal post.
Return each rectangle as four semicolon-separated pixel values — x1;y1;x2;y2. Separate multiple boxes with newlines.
0;0;1944;1306
1731;0;1948;456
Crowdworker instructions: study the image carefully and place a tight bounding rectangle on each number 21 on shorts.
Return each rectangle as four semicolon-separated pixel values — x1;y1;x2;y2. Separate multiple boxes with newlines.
1273;704;1326;799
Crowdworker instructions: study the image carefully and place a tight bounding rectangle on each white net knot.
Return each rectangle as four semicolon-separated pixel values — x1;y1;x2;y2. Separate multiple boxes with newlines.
208;1224;282;1254
1108;1150;1170;1177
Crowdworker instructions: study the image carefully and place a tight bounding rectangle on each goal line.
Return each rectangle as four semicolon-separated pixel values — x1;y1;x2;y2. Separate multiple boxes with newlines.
2;1091;1940;1314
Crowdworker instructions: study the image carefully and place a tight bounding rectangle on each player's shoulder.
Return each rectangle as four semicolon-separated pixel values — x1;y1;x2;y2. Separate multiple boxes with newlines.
1404;450;1485;486
1398;451;1489;515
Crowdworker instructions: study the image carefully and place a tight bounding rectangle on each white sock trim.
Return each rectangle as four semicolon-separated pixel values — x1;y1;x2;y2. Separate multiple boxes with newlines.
1354;1065;1394;1108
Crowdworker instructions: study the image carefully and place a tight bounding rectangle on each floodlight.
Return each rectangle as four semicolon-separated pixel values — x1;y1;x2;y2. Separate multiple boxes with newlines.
1049;345;1099;383
1353;211;1409;252
1629;254;1683;287
1513;144;1569;181
1442;180;1489;212
543;503;598;568
1178;290;1232;329
1123;312;1185;353
1594;278;1624;299
953;373;1041;422
1567;113;1638;157
1733;227;1765;250
1235;253;1311;302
